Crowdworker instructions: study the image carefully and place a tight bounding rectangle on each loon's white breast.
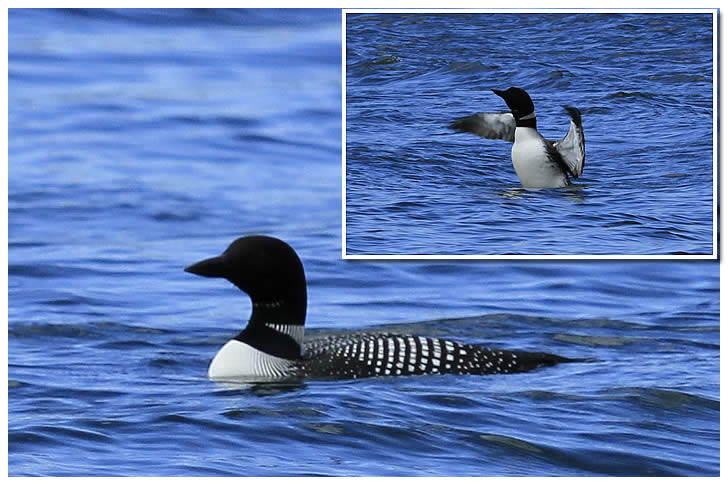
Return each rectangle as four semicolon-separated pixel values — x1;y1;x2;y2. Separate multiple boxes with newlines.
511;127;569;188
208;339;297;380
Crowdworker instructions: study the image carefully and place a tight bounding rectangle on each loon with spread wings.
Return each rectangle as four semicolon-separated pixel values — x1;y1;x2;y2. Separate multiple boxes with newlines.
450;87;585;188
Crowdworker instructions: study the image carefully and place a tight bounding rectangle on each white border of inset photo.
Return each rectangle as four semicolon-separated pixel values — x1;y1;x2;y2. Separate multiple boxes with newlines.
341;8;718;260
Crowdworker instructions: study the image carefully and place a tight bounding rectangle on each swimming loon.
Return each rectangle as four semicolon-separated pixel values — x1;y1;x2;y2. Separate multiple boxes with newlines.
449;87;585;189
186;235;582;380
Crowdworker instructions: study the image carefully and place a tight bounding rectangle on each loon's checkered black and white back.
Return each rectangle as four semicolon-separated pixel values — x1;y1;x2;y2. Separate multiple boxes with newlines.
303;333;570;379
186;235;583;381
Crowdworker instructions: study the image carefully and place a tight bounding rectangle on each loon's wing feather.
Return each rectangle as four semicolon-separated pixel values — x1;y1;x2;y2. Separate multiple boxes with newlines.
551;106;585;178
543;139;575;184
449;111;516;142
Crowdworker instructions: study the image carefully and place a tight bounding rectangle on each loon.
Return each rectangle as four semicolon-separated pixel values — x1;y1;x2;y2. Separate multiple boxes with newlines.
449;87;585;189
186;235;582;381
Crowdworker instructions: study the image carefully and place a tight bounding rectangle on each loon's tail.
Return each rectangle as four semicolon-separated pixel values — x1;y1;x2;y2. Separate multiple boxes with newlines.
512;351;593;373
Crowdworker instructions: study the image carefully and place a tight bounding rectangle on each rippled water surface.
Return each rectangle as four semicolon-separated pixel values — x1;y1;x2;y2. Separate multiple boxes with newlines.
345;12;715;256
8;9;719;477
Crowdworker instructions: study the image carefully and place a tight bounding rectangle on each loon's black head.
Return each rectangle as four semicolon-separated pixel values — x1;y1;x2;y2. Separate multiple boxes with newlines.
493;87;535;121
186;235;307;359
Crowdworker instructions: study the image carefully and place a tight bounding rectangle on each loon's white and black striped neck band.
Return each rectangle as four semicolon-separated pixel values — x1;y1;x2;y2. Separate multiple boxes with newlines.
240;323;304;359
185;235;586;381
253;300;284;309
234;320;304;360
515;110;537;128
264;323;305;349
518;111;535;121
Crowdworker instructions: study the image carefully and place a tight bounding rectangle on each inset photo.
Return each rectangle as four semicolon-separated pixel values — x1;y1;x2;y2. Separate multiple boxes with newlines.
343;9;717;258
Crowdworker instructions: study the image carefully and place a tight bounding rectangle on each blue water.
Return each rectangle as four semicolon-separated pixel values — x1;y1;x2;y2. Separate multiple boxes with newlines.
345;12;715;256
8;9;719;477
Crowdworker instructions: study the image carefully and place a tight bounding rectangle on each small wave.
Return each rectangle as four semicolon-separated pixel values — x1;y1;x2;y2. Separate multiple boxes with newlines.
9;321;169;339
604;220;642;228
478;433;546;454
150;211;201;222
13;424;113;444
446;60;489;74
370;55;402;66
607;91;658;100
8;264;68;278
607;386;719;410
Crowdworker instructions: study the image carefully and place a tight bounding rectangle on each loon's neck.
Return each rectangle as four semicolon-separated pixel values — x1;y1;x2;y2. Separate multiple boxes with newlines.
515;111;537;129
233;294;307;360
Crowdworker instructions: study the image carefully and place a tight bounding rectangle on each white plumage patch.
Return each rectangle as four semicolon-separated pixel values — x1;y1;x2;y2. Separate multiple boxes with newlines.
512;127;569;188
208;339;296;380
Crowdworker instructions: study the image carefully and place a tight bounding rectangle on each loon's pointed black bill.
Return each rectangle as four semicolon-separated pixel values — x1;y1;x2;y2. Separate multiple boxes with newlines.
492;88;506;98
185;255;227;278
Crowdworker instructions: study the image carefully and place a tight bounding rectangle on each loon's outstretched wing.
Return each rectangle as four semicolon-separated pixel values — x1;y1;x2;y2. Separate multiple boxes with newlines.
448;111;516;142
551;106;585;178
